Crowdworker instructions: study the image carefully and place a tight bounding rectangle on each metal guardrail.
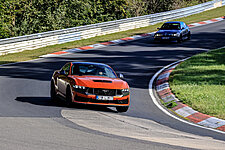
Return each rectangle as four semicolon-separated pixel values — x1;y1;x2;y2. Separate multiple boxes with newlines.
0;0;224;55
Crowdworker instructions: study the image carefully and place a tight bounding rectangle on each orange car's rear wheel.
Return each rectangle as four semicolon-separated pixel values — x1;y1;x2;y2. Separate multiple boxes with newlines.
50;80;57;103
116;106;129;112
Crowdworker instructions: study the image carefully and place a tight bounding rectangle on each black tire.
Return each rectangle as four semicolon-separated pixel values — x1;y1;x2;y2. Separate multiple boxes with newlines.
50;81;57;102
187;32;191;40
66;87;73;107
177;35;182;43
116;106;129;112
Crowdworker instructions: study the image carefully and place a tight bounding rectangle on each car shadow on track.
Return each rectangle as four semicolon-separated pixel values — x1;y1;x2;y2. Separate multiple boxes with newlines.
15;97;117;113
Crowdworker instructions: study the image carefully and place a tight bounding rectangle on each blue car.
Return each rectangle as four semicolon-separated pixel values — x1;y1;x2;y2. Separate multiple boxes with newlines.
154;21;191;43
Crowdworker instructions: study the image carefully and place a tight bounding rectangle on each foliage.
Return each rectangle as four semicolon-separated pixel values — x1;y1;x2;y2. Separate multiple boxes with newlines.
0;5;224;66
0;0;211;39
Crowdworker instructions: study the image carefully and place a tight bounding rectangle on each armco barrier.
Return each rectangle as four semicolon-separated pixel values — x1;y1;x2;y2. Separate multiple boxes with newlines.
0;0;224;56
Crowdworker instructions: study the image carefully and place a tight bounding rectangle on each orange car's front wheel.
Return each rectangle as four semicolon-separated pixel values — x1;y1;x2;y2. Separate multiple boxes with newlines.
66;87;73;107
116;106;129;112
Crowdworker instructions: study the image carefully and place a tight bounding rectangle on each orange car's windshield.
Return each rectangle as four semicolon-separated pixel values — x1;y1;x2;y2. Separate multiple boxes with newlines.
71;64;117;78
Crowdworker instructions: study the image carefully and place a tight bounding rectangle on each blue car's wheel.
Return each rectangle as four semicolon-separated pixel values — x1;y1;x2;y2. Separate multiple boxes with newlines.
187;32;191;40
177;35;183;43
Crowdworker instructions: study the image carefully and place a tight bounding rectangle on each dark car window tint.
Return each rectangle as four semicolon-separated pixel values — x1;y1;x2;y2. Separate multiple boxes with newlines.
71;64;117;78
161;23;180;30
62;63;70;75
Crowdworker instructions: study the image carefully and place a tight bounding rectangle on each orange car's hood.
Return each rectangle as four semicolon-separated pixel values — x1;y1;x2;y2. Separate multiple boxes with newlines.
69;75;128;89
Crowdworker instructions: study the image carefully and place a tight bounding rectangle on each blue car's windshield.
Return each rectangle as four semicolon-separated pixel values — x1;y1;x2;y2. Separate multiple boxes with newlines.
71;64;117;78
160;23;180;30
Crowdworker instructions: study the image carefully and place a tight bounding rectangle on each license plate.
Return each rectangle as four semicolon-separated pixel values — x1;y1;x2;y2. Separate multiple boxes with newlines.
162;37;169;39
96;96;113;100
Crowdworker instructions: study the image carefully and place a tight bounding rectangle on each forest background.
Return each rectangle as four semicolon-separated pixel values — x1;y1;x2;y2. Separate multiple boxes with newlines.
0;0;210;39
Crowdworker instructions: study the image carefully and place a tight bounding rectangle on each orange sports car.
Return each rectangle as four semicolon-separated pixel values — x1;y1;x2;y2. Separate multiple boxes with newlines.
51;62;130;112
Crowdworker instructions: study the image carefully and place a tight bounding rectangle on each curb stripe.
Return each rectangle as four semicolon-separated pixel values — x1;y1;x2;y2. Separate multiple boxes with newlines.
159;92;173;99
51;51;68;55
172;102;187;111
198;22;207;24
186;112;211;123
198;117;225;129
189;23;202;26
156;77;169;85
175;106;198;118
121;37;134;41
100;42;114;45
110;39;124;43
157;72;170;80
204;20;214;24
210;19;219;22
79;46;94;50
64;48;83;53
156;82;170;92
89;44;105;48
188;24;195;27
161;94;176;103
130;35;142;39
158;88;171;96
217;125;225;131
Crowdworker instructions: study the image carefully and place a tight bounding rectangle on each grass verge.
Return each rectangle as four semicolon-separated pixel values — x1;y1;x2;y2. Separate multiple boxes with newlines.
0;5;225;65
169;48;225;119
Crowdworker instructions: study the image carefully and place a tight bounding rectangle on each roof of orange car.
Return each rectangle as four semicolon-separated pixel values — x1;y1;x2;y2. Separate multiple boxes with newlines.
71;62;110;67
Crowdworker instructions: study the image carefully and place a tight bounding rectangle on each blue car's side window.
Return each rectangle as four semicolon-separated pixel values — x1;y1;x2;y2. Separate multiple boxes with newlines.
180;22;184;30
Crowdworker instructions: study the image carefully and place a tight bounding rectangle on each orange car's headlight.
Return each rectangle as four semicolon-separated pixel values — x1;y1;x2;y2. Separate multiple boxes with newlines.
72;85;87;94
73;85;86;90
121;89;129;96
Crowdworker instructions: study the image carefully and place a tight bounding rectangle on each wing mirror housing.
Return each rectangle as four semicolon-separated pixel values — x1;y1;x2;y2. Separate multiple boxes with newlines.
157;27;160;30
119;73;124;79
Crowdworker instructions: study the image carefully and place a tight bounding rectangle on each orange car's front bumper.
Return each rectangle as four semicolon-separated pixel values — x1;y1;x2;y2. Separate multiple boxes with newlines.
72;91;130;107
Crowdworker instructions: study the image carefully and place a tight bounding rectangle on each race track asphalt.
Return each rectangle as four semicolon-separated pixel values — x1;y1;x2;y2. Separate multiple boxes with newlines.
0;20;224;149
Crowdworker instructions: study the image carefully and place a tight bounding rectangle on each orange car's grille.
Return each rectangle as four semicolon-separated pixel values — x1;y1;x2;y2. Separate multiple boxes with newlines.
88;88;121;96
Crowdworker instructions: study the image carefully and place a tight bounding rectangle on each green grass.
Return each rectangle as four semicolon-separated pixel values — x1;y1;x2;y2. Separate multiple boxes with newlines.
0;5;225;65
169;48;225;119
